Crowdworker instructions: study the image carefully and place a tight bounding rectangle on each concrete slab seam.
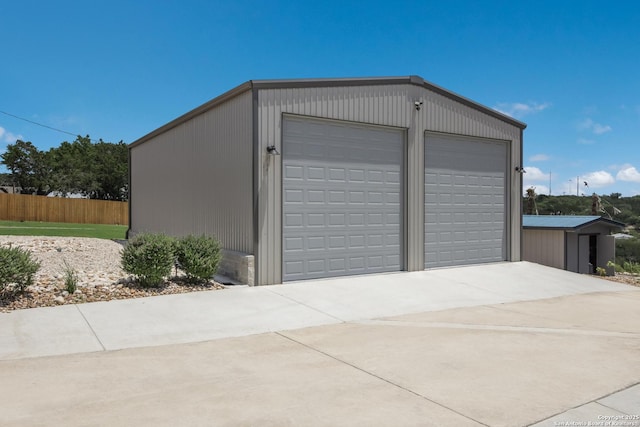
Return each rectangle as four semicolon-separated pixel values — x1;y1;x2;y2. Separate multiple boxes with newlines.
75;305;106;351
595;381;640;414
274;331;490;427
358;319;640;339
264;288;347;322
527;380;640;425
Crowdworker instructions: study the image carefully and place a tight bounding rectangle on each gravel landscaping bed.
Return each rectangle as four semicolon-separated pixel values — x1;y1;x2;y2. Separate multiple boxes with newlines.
0;236;224;313
602;272;640;287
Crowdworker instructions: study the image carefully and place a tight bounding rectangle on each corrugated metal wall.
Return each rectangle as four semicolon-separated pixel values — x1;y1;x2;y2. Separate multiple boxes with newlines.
567;224;616;273
130;90;253;253
256;84;522;285
522;229;565;270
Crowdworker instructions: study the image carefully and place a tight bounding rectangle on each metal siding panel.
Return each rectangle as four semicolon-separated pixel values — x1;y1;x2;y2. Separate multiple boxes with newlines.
597;234;615;273
578;234;591;273
522;229;565;269
130;91;253;253
256;85;417;284
255;83;521;284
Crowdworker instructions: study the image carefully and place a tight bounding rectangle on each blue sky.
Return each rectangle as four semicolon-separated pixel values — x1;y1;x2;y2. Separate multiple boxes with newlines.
1;0;639;196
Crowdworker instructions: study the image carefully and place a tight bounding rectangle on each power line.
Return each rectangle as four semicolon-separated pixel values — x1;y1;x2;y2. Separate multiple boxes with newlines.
0;110;97;142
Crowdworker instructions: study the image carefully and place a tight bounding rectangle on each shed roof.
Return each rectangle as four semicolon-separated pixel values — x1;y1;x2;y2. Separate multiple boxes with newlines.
522;215;625;230
130;75;526;148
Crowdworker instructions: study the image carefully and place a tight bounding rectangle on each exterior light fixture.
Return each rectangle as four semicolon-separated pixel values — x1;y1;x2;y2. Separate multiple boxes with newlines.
266;145;280;155
515;166;526;174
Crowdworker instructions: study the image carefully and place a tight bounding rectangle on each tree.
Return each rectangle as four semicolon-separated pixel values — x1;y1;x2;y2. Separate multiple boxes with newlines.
91;141;128;200
48;136;128;201
48;136;95;196
0;140;51;195
0;172;12;186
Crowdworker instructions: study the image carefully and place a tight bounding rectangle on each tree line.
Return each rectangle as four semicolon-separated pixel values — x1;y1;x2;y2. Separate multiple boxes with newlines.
0;136;128;201
523;193;640;230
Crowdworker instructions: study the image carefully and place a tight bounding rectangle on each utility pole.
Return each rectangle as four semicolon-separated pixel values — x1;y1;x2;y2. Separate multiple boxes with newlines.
576;176;579;196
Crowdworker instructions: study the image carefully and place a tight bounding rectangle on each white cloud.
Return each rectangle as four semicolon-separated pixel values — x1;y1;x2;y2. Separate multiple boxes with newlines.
609;163;632;171
494;102;550;118
523;185;550;197
582;171;615;188
577;138;595;145
0;126;23;143
523;166;551;194
523;166;549;181
592;123;612;134
577;118;593;131
577;118;612;135
617;166;640;183
557;181;580;196
529;154;550;162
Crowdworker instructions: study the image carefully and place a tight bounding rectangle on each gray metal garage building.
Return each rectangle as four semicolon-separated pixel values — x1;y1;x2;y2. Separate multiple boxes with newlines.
128;76;526;285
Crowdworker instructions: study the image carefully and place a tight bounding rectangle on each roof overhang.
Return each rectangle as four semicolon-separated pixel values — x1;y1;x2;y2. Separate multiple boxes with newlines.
523;215;626;231
129;75;526;149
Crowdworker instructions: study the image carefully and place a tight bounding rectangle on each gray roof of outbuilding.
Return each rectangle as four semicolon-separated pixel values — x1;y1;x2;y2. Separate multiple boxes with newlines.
522;215;625;230
130;75;526;148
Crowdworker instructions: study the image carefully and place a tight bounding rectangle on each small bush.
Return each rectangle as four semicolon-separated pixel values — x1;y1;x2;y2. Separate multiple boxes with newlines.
121;233;176;287
0;245;41;293
175;235;221;283
62;259;79;294
595;266;607;277
622;261;640;275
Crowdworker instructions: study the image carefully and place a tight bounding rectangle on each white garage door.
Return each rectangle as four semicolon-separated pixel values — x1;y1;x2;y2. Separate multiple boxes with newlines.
425;133;507;268
282;116;404;281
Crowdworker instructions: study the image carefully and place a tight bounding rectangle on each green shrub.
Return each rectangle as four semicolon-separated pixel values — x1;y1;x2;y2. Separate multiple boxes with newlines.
175;235;221;283
622;261;640;275
615;238;640;265
121;233;176;287
62;259;79;294
0;245;41;293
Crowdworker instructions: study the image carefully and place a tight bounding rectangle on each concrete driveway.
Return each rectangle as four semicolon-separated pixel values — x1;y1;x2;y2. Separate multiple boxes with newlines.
1;262;639;426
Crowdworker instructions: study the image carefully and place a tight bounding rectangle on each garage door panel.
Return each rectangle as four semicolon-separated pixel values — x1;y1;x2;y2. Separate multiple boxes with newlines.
283;117;403;281
425;134;507;268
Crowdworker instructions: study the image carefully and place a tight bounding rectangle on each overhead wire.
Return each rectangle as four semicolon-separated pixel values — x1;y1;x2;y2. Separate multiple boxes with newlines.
0;110;99;142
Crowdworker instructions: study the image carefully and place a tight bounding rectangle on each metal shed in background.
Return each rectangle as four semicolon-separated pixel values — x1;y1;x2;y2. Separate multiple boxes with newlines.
129;76;526;285
522;215;625;275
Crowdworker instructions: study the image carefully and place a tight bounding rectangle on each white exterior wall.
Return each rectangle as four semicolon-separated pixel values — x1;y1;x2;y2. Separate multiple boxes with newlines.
130;90;253;253
522;229;565;270
255;84;522;285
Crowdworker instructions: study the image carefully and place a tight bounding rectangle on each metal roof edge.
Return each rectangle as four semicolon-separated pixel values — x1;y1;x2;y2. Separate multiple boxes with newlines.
522;215;625;230
416;76;528;130
130;74;527;148
129;81;254;148
575;217;626;230
251;75;527;130
249;75;415;89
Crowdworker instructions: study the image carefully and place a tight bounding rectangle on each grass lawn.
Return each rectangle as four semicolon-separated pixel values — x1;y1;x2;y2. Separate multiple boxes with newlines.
0;221;127;239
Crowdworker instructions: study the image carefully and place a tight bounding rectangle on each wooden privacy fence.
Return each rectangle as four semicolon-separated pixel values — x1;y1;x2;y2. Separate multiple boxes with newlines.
0;194;128;225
